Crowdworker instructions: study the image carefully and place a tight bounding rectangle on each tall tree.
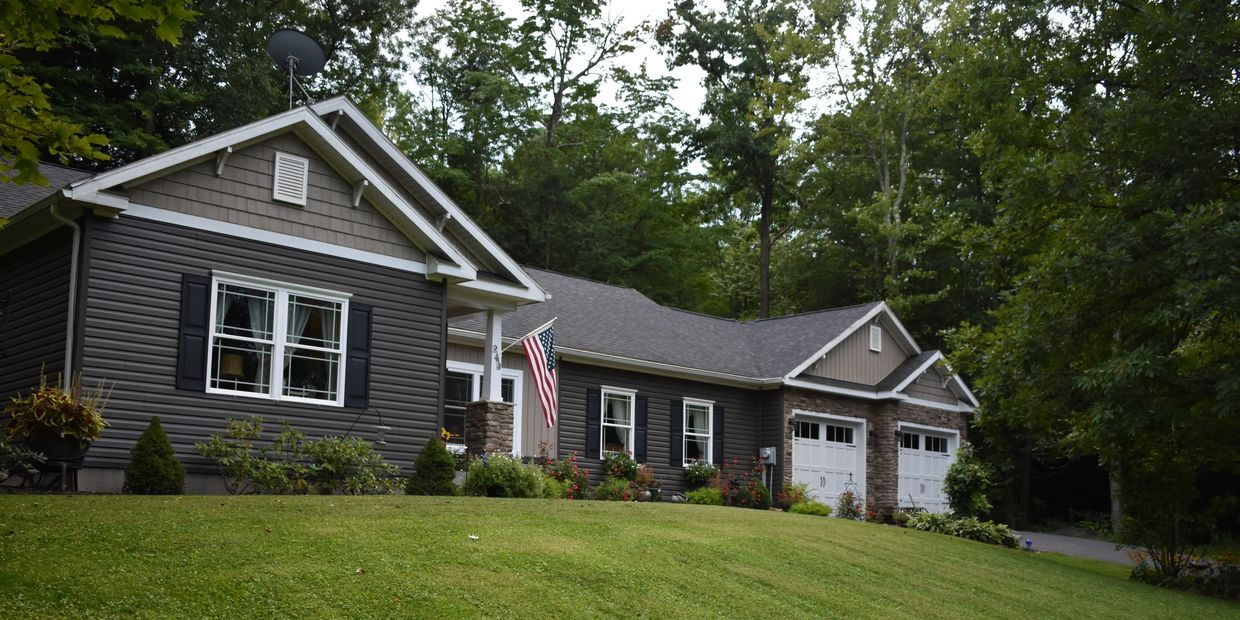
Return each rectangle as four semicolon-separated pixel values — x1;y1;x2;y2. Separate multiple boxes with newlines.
0;0;194;183
660;0;842;318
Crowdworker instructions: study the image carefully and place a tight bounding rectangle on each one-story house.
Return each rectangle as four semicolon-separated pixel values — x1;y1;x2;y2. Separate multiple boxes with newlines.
0;98;976;513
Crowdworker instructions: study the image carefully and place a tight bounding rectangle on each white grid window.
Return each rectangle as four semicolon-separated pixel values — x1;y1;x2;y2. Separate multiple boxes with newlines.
208;275;349;406
601;388;635;455
683;400;713;465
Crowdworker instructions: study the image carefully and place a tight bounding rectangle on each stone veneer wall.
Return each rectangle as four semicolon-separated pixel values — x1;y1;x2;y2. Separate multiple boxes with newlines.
464;401;515;455
782;388;968;514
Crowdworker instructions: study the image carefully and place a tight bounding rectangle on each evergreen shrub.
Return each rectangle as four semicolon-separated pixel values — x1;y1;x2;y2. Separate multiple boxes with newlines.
123;416;185;494
406;436;457;496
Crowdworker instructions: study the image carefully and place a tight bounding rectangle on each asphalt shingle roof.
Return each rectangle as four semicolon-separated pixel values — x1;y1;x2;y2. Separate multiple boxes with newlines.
875;350;940;391
0;163;92;219
450;268;884;380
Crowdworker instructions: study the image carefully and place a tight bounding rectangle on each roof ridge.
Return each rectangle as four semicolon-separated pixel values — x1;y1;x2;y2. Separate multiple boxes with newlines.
662;306;743;324
520;265;646;295
748;301;880;323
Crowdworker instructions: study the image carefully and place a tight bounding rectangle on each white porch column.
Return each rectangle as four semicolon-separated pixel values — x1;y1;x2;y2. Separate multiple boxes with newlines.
480;309;505;402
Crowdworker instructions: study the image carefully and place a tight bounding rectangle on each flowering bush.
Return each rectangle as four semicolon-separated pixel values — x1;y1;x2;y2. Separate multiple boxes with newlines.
540;452;589;499
684;460;719;488
603;452;640;481
591;476;637;501
834;490;864;520
718;458;770;510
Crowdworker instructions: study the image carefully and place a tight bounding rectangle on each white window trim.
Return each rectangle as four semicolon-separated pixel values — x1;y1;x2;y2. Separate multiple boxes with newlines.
869;324;882;352
897;422;959;457
682;397;714;466
790;409;867;500
205;273;350;407
600;386;636;458
443;360;523;455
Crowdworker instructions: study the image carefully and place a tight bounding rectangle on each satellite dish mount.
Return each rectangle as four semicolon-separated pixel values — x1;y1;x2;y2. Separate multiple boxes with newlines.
266;29;327;109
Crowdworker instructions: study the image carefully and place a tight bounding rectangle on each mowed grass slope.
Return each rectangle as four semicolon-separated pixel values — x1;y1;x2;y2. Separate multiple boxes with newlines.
0;496;1233;619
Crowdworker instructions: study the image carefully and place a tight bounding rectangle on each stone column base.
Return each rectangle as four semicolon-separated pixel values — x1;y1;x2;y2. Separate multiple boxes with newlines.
465;400;514;456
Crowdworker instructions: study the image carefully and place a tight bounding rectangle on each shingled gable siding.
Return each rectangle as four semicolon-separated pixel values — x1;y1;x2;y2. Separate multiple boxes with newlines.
904;366;959;405
557;361;762;494
781;387;967;515
127;132;424;263
76;216;444;488
0;228;72;401
804;319;909;385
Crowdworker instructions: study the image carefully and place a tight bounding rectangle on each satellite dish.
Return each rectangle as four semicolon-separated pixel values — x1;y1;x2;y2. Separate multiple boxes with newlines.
265;29;326;108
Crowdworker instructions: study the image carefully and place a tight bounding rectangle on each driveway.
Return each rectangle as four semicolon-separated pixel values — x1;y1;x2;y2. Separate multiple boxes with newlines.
1013;531;1136;565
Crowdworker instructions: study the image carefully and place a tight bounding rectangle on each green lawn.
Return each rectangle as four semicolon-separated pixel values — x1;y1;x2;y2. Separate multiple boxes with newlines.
0;496;1234;619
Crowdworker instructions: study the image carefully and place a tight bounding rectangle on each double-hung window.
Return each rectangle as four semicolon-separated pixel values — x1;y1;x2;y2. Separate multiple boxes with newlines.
682;399;713;465
601;387;635;455
208;273;349;405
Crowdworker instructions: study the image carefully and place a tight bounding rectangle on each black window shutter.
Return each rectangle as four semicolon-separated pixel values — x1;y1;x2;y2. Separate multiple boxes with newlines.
713;406;726;466
669;400;684;467
634;396;648;463
176;274;211;391
586;387;601;459
344;303;373;408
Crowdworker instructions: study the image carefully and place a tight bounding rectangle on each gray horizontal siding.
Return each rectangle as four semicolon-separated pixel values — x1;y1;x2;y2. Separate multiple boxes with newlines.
759;388;786;497
904;367;958;404
557;361;762;494
0;228;72;400
79;216;444;473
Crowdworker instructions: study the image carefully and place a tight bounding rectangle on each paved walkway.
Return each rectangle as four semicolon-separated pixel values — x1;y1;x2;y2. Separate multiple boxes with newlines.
1013;531;1136;565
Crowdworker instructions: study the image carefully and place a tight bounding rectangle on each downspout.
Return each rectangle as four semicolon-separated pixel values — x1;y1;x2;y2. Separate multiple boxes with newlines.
49;203;80;390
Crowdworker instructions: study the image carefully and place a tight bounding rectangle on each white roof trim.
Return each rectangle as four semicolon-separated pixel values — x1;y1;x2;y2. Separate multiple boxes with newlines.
311;97;545;303
903;397;973;414
782;377;907;401
783;302;923;380
66;105;480;282
947;373;980;408
891;351;945;393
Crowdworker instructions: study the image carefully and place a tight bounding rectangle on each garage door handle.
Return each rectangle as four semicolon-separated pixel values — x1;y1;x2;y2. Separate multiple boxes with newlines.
820;476;826;488
920;483;925;494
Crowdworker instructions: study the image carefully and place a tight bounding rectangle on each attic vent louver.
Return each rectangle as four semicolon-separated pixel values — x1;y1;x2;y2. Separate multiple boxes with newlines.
272;152;309;205
869;324;882;352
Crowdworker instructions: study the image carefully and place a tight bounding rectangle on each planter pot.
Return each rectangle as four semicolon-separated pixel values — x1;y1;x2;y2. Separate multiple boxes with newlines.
23;434;90;470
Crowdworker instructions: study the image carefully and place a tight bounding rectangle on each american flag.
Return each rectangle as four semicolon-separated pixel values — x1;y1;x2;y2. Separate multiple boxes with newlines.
521;323;558;428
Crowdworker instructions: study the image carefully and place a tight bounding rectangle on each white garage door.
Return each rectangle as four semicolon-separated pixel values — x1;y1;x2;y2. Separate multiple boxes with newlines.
792;418;862;506
898;429;955;513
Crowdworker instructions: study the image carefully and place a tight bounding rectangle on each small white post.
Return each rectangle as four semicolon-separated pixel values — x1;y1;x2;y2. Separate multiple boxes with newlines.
480;309;504;402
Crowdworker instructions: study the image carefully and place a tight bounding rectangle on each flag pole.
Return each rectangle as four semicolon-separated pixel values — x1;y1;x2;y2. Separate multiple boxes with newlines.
499;317;557;354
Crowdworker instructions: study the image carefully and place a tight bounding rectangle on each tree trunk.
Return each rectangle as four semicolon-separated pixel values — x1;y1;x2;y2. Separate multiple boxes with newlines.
1110;461;1123;539
758;183;774;319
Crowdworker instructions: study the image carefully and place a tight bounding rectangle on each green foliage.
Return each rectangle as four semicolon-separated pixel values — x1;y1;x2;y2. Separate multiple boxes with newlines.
602;451;640;481
0;0;195;183
195;417;400;495
4;373;109;444
778;482;810;508
406;436;458;496
943;443;993;519
541;477;568;499
686;487;725;506
0;435;44;483
463;454;547;498
788;500;832;517
683;461;718;489
539;452;589;499
123;416;185;494
907;512;1017;549
590;476;637;502
715;459;771;510
834;491;863;520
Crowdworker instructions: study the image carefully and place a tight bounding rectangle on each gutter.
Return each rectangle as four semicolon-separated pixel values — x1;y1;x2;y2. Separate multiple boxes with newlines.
48;203;80;390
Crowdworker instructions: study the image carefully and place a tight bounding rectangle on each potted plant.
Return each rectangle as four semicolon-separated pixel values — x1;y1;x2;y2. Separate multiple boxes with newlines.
5;373;110;465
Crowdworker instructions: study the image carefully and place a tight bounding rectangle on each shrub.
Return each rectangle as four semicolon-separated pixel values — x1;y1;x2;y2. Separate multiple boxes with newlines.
305;436;402;495
542;477;568;499
591;476;636;501
907;512;1018;548
684;461;718;488
891;510;913;527
718;458;771;510
686;487;725;506
0;435;44;483
5;373;109;444
123;417;185;494
789;500;832;517
464;453;547;498
943;442;993;519
835;490;864;520
778;482;810;508
540;453;589;499
407;436;457;496
603;452;640;481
